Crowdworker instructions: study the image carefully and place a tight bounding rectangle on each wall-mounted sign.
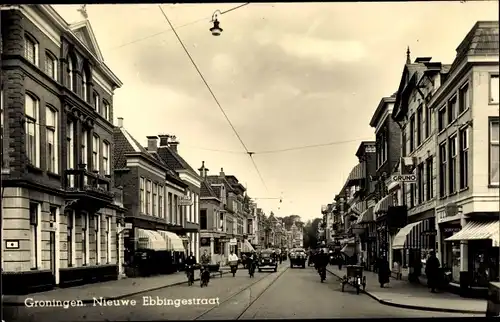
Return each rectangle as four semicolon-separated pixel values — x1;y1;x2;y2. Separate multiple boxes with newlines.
445;203;460;217
421;231;437;236
125;223;133;230
5;240;19;249
365;146;376;153
444;227;461;233
179;195;193;206
391;173;417;183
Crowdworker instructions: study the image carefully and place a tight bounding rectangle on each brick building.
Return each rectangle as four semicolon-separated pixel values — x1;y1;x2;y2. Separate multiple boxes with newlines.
1;5;124;294
113;119;188;275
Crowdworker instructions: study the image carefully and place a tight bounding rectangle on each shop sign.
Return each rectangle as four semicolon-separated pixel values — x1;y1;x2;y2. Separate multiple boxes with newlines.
445;203;461;217
421;231;437;236
179;195;193;206
391;173;417;183
365;146;376;153
444;227;461;233
229;238;237;246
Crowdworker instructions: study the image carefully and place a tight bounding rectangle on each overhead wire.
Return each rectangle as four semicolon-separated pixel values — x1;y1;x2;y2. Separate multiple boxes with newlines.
157;5;269;192
111;3;250;51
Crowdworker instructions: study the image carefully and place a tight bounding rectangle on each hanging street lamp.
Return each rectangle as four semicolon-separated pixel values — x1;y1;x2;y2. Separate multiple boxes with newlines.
210;10;223;36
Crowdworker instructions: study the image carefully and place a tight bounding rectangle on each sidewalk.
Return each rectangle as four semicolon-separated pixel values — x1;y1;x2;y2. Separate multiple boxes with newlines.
326;266;486;314
3;268;231;306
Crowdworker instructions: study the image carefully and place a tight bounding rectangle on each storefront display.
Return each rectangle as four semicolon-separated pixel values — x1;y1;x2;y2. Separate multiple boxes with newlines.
469;240;499;287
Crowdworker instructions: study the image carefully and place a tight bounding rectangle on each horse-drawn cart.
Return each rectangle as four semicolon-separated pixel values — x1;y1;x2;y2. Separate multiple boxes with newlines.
341;265;366;294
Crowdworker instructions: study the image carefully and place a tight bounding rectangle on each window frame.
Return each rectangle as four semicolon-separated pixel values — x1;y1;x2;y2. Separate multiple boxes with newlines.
458;82;470;114
67;55;75;91
81;212;89;266
45;106;58;174
200;209;208;230
439;142;447;197
438;105;446;132
489;117;499;186
409;115;415;152
426;156;434;200
447;95;457;125
25;93;40;168
66;210;75;267
44;50;58;80
92;134;100;172
146;180;152;215
140;177;146;214
24;33;39;66
152;182;158;216
94;214;100;265
105;216;111;264
489;74;499;105
102;141;110;175
425;105;431;139
29;203;41;269
82;70;89;102
158;186;164;218
94;92;100;112
102;100;110;121
416;105;423;147
448;135;457;194
66;120;75;187
459;126;469;190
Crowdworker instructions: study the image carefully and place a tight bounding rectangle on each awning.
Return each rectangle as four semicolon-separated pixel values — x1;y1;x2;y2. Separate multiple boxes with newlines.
387;181;400;192
136;228;168;251
348;202;364;215
374;194;394;214
356;206;374;224
347;163;365;183
341;244;356;257
158;231;186;252
241;239;255;253
392;222;422;250
445;220;499;247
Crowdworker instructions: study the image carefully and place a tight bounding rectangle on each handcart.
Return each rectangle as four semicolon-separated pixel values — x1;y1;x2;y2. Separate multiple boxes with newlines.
341;265;366;294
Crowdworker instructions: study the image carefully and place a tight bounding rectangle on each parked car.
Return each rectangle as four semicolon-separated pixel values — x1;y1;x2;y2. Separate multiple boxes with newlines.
290;248;307;268
258;250;278;272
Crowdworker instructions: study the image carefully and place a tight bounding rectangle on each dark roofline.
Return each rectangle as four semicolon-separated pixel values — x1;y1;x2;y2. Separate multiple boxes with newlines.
124;151;171;174
355;141;376;157
369;95;396;128
166;172;189;188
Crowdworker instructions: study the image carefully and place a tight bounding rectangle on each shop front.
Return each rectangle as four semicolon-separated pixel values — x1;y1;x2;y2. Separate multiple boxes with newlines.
438;221;462;283
356;206;375;270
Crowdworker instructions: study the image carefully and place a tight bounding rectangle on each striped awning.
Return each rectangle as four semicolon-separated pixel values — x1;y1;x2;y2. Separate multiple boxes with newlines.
356;206;375;224
374;195;394;214
136;228;168;251
341;244;356;257
347;163;365;183
445;220;499;247
392;222;423;250
158;231;186;252
241;239;255;253
348;202;364;215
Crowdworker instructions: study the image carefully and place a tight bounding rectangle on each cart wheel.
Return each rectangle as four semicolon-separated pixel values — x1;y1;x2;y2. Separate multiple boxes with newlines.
356;284;360;295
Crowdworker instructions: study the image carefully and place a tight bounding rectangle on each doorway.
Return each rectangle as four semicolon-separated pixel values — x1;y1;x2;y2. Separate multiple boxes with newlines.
49;231;56;283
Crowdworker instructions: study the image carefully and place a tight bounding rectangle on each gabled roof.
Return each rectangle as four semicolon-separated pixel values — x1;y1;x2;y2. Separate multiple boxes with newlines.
157;146;200;179
68;19;104;62
369;95;396;128
200;180;218;199
206;175;235;193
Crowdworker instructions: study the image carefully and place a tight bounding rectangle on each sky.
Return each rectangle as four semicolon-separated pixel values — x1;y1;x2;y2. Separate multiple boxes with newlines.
53;2;498;222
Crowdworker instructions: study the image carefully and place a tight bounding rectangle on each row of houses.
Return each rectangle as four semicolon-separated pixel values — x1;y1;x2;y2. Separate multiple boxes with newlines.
321;21;499;298
0;5;270;295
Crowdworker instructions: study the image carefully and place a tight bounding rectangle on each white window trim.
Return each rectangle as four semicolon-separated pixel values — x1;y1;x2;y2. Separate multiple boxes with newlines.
146;180;152;215
158;186;164;218
94;93;100;112
195;194;199;224
103;101;110;120
490;119;499;185
25;94;41;168
104;141;110;175
69;210;76;266
24;35;39;66
490;75;499;104
82;72;88;102
30;203;42;269
45;52;58;81
95;214;101;265
68;57;74;91
84;213;90;265
46;106;58;174
92;135;100;172
106;216;111;264
153;183;158;217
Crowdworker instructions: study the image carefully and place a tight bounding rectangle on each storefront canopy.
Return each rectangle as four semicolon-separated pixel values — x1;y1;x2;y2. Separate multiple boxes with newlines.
341;244;356;258
356;206;375;224
445;220;499;247
241;239;255;253
392;222;422;250
374;194;394;214
137;228;168;251
158;231;186;252
347;163;365;184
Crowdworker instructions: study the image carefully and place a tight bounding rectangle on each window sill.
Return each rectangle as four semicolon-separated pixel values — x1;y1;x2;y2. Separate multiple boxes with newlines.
439;196;447;200
488;101;499;106
457;108;469;120
459;187;469;193
488;184;500;188
47;171;61;180
437;129;447;136
30;267;38;271
448;191;458;197
27;164;43;173
448;118;458;129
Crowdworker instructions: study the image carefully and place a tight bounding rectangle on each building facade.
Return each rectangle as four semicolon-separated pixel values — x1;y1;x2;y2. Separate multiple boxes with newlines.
432;21;499;292
113;120;189;275
1;5;125;294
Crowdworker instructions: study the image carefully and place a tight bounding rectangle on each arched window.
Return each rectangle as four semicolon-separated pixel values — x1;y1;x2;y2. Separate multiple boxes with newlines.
67;55;74;91
82;70;88;102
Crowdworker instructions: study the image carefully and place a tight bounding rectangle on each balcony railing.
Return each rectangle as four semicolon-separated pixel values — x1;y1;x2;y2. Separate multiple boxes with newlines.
64;164;113;198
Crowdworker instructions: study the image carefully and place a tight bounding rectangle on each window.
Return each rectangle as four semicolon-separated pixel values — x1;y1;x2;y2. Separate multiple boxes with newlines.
24;35;38;66
490;119;499;185
152;183;158;216
67;120;75;186
159;186;164;218
81;130;88;165
426;157;434;200
67;211;74;267
409;115;415;152
44;51;57;80
105;216;111;263
490;75;499;104
92;135;100;171
459;127;469;189
102;141;110;175
416;106;423;146
200;209;208;230
46;107;58;173
146;180;152;215
439;143;447;197
94;215;100;265
140;177;145;213
25;94;39;167
448;96;457;124
425;105;431;139
82;71;88;102
458;83;470;113
30;203;39;269
81;213;88;266
417;163;424;204
449;136;457;194
173;195;178;224
188;191;193;222
102;101;110;120
67;56;74;91
168;192;173;223
94;92;100;112
438;106;446;132
401;130;407;157
377;134;387;168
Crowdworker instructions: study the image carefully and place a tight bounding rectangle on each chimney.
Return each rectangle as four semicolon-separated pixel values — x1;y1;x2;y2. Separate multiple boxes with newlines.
158;134;169;147
198;161;205;177
147;136;158;152
219;167;225;179
169;135;179;152
117;117;124;128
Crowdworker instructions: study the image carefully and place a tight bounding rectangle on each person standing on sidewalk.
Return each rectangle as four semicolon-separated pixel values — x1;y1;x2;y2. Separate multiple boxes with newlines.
425;251;441;293
377;256;390;288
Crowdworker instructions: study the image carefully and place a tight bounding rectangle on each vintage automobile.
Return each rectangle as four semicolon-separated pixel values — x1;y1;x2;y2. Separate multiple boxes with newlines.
258;250;278;272
289;248;307;268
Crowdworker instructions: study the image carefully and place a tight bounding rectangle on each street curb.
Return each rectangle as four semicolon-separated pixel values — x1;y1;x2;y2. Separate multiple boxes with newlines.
326;268;483;315
3;271;231;306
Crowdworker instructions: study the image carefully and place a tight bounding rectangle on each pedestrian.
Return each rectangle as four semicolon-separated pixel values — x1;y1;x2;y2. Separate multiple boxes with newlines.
377;256;390;288
393;260;401;280
425;251;441;293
